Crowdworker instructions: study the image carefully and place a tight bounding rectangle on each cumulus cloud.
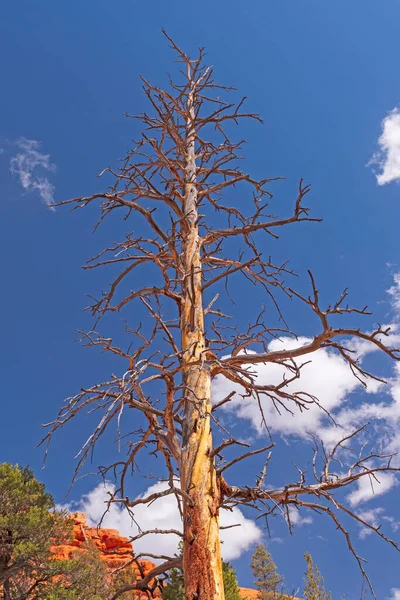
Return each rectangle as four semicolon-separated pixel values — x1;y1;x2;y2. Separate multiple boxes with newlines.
65;480;261;562
389;588;400;600
10;137;56;208
212;337;375;439
210;274;400;510
369;108;400;185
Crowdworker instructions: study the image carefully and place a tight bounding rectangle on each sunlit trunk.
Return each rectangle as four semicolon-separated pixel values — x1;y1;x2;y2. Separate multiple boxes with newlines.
180;74;225;600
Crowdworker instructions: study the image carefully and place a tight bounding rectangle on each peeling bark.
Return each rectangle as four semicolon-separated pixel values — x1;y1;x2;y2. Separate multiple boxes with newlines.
180;74;225;600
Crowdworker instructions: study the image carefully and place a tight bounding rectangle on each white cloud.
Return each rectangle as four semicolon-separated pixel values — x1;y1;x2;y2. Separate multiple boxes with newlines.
212;309;400;443
346;471;398;507
287;506;313;527
356;507;400;540
369;107;400;185
66;480;261;562
388;273;400;314
212;337;367;438
211;275;400;508
10;137;56;208
388;588;400;600
356;507;385;539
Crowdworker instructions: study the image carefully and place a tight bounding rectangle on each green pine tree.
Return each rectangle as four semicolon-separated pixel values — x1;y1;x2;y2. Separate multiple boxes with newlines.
109;561;138;599
162;564;185;600
44;544;112;600
0;463;141;600
43;541;138;599
303;553;332;600
161;541;185;600
0;463;73;600
250;543;285;599
222;561;242;600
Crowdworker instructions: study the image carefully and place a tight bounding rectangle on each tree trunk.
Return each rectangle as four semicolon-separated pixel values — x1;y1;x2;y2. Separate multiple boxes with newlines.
180;75;225;600
0;535;12;600
180;361;224;600
3;581;11;600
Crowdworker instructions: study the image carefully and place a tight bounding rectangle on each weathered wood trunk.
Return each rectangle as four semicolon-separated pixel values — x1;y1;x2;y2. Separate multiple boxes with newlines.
180;364;224;600
180;77;225;600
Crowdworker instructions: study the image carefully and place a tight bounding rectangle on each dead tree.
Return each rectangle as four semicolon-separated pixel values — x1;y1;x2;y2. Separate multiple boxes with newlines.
42;33;400;600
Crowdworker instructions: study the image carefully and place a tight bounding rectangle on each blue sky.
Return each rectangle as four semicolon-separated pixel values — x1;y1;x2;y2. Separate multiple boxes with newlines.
2;1;400;598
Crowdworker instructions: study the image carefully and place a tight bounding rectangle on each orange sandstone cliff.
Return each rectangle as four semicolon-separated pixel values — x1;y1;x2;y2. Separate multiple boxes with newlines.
52;512;134;568
51;512;157;596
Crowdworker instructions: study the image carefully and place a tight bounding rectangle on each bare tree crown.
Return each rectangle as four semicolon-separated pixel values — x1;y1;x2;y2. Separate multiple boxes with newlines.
42;33;400;598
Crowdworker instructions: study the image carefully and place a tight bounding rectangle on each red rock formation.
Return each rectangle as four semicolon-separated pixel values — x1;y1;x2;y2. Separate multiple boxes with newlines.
51;512;157;597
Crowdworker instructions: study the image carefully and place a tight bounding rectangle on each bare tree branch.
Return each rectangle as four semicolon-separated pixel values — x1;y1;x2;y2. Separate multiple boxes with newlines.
45;32;400;599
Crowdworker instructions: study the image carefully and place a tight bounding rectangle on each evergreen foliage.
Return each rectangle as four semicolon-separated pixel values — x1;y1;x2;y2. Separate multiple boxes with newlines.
303;553;332;600
250;543;286;599
0;463;137;600
44;544;110;599
162;564;184;600
222;562;243;600
44;542;138;599
0;463;72;600
109;562;138;599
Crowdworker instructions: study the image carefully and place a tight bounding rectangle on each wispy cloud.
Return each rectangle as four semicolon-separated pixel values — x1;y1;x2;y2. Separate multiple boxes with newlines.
346;471;398;507
10;138;56;208
369;108;400;185
356;507;400;540
287;506;313;527
387;273;400;314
